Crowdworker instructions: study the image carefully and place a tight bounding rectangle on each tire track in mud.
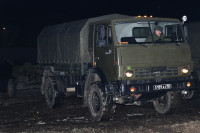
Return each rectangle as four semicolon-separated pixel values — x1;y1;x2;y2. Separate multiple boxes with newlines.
1;89;200;133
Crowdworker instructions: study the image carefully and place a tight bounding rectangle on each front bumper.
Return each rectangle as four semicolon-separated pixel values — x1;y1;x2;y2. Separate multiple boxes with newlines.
124;79;196;94
113;79;197;105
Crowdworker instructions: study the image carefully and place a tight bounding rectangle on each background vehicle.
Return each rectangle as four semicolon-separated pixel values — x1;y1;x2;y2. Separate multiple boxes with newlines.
38;14;196;121
0;48;37;97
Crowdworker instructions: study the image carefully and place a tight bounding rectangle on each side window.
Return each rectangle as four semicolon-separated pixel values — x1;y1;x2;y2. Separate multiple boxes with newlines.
96;25;112;47
165;25;184;42
166;25;176;38
107;26;113;44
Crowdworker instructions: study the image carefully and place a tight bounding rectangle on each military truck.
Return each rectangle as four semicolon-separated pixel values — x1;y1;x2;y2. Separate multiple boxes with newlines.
38;14;196;121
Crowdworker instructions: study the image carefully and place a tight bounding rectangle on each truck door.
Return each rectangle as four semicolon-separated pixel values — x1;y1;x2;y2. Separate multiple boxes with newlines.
94;24;115;81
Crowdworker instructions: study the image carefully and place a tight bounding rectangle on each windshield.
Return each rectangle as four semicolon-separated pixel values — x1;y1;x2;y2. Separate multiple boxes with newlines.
114;21;185;45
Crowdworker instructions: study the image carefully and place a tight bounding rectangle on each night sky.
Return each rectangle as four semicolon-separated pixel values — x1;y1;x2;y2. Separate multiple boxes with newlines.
0;0;200;48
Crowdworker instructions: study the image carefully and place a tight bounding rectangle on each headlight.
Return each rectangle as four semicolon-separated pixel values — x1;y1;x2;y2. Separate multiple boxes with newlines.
181;68;189;74
125;70;133;77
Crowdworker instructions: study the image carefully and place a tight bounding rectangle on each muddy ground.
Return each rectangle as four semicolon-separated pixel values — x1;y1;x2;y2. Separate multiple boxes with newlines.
1;89;200;133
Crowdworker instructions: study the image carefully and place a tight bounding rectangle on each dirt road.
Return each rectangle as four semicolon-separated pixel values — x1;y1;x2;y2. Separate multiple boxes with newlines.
1;89;200;133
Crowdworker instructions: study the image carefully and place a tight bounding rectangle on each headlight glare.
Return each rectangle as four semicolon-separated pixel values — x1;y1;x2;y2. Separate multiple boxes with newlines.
125;70;133;77
182;68;189;74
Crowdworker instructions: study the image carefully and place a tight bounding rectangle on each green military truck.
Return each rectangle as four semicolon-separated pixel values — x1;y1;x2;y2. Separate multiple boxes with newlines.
38;14;196;121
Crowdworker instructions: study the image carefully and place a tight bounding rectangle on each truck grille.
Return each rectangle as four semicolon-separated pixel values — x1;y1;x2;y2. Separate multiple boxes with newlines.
135;67;179;78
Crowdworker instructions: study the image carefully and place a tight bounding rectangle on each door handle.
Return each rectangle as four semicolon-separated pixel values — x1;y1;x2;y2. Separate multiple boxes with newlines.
105;49;112;55
95;57;100;60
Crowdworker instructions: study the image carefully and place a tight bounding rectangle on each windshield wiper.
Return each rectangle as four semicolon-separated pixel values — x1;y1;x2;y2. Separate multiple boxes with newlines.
148;21;155;43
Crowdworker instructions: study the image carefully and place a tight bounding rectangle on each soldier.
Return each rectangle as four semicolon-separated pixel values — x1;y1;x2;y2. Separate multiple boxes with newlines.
145;26;171;42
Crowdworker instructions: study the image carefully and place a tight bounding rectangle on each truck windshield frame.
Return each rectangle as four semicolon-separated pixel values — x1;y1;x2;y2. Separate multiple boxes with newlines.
114;21;185;45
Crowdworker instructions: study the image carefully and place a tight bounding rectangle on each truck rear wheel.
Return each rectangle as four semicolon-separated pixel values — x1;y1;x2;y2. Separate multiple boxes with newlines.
44;76;63;108
7;78;16;97
88;84;116;121
153;92;172;114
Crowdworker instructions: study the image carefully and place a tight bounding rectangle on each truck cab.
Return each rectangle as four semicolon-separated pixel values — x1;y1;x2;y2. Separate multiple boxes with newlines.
87;17;196;119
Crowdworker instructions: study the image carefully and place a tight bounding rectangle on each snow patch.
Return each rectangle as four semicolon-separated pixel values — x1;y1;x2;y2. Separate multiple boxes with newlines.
126;113;143;116
36;121;46;125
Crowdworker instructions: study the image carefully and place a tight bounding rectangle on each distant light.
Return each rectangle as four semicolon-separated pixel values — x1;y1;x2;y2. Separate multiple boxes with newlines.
137;15;141;18
144;15;147;18
2;27;6;30
150;15;153;18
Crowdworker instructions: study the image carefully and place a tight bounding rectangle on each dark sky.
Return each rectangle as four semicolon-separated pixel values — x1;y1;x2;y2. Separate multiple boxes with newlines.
1;0;200;23
0;0;200;48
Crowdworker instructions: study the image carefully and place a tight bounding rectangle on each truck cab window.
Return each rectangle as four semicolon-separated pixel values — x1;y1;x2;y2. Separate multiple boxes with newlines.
114;21;185;45
97;25;112;47
166;24;184;42
132;27;150;43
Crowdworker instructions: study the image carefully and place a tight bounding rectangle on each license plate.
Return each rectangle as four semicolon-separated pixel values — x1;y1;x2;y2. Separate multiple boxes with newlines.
153;84;172;90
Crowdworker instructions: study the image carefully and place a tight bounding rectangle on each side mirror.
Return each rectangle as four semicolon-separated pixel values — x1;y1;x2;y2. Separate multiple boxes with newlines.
182;16;188;40
182;15;187;25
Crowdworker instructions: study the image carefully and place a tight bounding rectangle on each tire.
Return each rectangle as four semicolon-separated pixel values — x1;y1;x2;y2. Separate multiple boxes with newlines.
44;76;63;108
7;78;16;97
88;84;116;121
153;91;173;114
41;74;46;95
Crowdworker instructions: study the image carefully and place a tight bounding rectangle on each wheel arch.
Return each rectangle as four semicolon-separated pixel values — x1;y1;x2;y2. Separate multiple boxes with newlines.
83;67;108;107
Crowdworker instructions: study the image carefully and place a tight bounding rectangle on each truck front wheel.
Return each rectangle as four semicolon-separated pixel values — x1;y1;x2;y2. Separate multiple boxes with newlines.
88;84;116;121
153;92;172;114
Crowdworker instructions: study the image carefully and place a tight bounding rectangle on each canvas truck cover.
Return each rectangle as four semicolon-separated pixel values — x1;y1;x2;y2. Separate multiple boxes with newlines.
187;22;200;67
37;14;130;65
